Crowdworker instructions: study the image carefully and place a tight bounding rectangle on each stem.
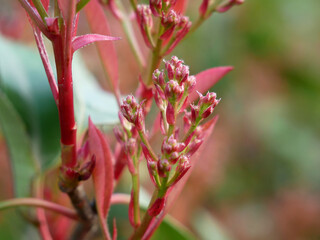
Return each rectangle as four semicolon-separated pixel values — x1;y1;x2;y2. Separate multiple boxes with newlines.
68;186;98;240
138;131;158;161
0;198;78;220
130;190;158;240
147;24;164;86
131;155;141;227
32;0;48;23
18;0;53;39
53;37;77;168
117;1;146;68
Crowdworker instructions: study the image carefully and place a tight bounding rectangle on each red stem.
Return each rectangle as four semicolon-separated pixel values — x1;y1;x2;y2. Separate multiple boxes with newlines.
53;36;77;167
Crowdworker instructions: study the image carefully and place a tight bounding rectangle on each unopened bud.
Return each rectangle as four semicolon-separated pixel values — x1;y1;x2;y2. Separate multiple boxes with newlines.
158;159;171;177
166;102;175;125
78;155;96;181
216;0;244;13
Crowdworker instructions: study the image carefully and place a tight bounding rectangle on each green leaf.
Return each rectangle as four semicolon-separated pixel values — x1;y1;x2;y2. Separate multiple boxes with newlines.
0;92;37;197
152;215;196;240
192;209;233;240
0;35;60;170
73;53;119;132
76;0;91;12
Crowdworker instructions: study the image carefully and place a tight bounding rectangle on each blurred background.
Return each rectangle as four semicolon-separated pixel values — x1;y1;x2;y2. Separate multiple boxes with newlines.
1;0;320;239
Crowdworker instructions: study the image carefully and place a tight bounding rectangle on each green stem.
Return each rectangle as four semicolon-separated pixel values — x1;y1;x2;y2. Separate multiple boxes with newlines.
147;24;164;85
117;0;146;68
0;198;78;220
130;190;158;240
32;0;48;23
131;155;141;227
139;131;158;161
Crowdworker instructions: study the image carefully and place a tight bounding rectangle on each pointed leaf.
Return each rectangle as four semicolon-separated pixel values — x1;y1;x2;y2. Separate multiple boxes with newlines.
0;92;37;198
88;118;114;240
72;34;120;52
84;0;119;95
190;67;233;102
0;35;60;171
174;0;188;14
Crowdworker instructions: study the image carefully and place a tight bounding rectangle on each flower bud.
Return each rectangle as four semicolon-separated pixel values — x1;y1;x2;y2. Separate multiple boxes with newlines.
187;138;203;156
120;95;138;123
165;80;184;102
166;102;175;125
134;106;145;131
113;126;125;143
161;10;179;27
185;75;196;92
157;159;171;177
153;69;166;87
170;155;191;186
149;0;162;16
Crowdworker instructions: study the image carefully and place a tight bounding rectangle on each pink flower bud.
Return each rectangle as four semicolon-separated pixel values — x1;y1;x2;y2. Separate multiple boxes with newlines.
152;69;165;87
157;159;171;177
183;110;192;131
125;138;136;156
187;138;203;156
166;102;175;125
171;155;191;186
113;126;125;143
169;151;180;164
161;10;179;27
165;80;184;101
185;75;196;92
190;104;199;124
137;5;154;48
165;61;175;80
134;106;145;131
120;95;138;123
149;0;162;17
154;87;166;111
201;105;214;119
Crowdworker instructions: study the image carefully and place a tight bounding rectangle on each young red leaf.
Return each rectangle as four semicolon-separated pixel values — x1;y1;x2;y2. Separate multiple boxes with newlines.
84;0;120;98
173;0;188;14
189;67;233;102
88;118;114;240
72;34;120;52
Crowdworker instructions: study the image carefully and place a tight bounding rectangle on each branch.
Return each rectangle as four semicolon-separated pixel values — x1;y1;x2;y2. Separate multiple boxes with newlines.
0;198;78;220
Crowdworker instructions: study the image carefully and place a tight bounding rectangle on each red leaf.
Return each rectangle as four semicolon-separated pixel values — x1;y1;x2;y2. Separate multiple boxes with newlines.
88;118;114;240
190;67;233;103
72;34;120;52
41;0;49;11
173;0;188;14
84;0;119;96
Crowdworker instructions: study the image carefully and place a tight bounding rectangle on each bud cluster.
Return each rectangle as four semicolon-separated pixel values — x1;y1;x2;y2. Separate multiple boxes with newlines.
120;95;145;132
153;56;196;128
